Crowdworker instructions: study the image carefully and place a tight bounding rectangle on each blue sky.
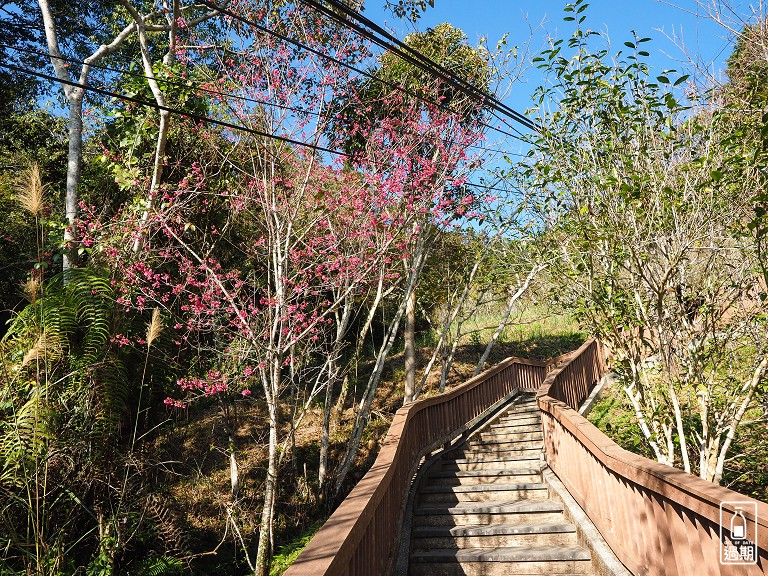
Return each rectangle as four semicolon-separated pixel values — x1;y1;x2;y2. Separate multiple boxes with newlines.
363;0;738;122
357;0;745;196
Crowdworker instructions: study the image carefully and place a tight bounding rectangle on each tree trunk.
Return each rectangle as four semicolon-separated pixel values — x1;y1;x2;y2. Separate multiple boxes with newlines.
318;371;334;491
38;0;139;277
255;385;278;576
712;356;768;483
334;271;389;416
133;108;171;252
669;384;691;473
333;239;429;496
63;94;84;273
120;0;174;254
440;315;466;392
319;293;353;491
623;372;667;464
473;266;541;377
332;301;406;497
403;289;416;404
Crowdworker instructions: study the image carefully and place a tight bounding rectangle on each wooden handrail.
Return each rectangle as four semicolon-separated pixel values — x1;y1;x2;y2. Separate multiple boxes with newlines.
283;355;549;576
537;338;768;576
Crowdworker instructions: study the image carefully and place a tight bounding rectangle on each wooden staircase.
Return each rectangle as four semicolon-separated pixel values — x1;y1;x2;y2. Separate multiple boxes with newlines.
409;393;595;575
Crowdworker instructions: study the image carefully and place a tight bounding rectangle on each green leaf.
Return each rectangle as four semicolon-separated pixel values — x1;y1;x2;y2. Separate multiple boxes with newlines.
657;75;670;84
673;74;690;86
624;42;635;49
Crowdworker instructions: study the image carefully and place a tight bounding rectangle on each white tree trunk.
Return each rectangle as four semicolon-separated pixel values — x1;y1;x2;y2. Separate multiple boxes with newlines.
403;288;416;404
712;356;768;483
473;265;541;377
333;237;429;496
38;0;139;276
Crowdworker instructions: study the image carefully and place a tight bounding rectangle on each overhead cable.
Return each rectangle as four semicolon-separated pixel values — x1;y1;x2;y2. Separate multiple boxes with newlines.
4;43;521;158
0;61;347;157
198;0;526;141
298;0;540;133
2;61;517;195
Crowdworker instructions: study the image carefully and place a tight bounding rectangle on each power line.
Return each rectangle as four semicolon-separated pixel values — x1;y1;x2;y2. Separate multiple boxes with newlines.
3;43;522;159
299;0;526;138
199;0;526;142
1;42;322;118
5;3;537;139
2;61;520;195
298;0;540;133
311;0;534;136
0;61;348;157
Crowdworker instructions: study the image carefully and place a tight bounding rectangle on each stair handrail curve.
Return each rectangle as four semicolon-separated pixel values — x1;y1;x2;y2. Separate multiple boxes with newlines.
283;355;550;576
537;338;768;576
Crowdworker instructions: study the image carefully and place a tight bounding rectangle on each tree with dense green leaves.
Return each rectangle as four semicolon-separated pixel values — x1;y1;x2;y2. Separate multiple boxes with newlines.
526;0;768;483
36;0;228;275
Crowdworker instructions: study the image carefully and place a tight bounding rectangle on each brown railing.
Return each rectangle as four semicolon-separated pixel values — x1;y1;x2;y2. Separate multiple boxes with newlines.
537;338;768;576
284;356;548;576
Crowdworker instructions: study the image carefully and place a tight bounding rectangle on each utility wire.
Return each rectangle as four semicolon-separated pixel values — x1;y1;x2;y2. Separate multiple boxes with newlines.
0;61;348;157
308;0;532;137
310;0;528;137
3;43;521;158
199;0;526;142
298;0;540;133
3;3;535;139
2;61;518;195
298;0;526;137
2;42;321;118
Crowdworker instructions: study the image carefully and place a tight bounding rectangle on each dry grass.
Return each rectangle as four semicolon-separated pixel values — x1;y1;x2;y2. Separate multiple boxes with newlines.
21;331;62;368
16;163;46;216
146;308;163;349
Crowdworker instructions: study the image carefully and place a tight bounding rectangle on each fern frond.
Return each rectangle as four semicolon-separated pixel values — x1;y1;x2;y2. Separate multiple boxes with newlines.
127;555;185;576
88;356;130;443
0;385;49;470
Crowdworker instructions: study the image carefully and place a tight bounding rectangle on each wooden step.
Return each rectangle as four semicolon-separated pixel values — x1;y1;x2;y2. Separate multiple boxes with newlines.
498;407;538;417
479;432;543;443
456;446;543;458
490;418;541;429
469;437;543;449
413;499;565;527
445;455;541;470
408;393;596;576
480;422;541;434
429;468;542;486
409;545;593;575
411;522;579;548
419;482;549;504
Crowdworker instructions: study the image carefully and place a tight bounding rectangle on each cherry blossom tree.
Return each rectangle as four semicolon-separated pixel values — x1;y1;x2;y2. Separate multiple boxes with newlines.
78;4;495;572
